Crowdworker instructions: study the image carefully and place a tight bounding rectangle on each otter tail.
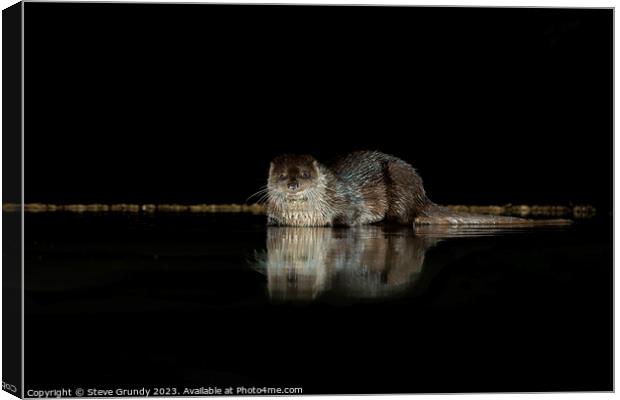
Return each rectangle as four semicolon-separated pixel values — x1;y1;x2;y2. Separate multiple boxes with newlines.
415;204;572;226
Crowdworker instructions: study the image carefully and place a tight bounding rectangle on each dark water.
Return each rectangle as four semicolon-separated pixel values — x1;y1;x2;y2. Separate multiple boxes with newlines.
24;214;612;394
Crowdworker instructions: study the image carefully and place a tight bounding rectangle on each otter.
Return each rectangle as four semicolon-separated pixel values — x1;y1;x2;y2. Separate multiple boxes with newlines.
263;151;570;227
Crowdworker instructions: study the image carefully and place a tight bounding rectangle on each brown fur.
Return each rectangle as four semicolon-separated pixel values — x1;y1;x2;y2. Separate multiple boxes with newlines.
264;151;571;227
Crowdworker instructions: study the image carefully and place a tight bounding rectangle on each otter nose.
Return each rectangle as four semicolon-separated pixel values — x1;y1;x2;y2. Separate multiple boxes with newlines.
287;181;299;190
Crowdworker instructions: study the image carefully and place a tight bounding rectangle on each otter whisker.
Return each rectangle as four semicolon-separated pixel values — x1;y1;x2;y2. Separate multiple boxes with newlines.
246;186;270;203
255;192;271;204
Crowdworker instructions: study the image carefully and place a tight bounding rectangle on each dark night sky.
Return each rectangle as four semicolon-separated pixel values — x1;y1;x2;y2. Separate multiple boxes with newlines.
24;4;612;211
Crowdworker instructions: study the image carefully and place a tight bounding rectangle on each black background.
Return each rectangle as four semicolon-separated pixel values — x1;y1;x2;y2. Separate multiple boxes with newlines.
24;4;612;211
20;4;613;395
3;3;23;397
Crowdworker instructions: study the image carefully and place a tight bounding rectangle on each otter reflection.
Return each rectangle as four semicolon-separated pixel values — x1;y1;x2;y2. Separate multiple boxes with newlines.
254;226;440;302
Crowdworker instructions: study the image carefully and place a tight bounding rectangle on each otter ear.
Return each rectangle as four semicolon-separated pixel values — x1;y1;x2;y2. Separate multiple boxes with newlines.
268;162;275;176
312;160;319;175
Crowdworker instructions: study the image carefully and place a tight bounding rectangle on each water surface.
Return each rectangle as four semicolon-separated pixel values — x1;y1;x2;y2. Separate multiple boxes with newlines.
24;213;612;393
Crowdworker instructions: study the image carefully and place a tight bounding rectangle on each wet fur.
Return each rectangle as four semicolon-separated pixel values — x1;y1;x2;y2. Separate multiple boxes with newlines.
265;151;570;227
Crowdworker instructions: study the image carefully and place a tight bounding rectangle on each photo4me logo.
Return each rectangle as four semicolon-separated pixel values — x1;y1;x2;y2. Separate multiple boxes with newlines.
2;382;17;393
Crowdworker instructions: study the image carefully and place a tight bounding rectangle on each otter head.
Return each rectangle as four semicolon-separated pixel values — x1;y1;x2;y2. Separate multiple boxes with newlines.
268;154;321;201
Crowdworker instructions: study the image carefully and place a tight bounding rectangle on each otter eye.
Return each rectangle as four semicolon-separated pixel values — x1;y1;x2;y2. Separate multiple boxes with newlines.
278;174;287;181
300;171;310;179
